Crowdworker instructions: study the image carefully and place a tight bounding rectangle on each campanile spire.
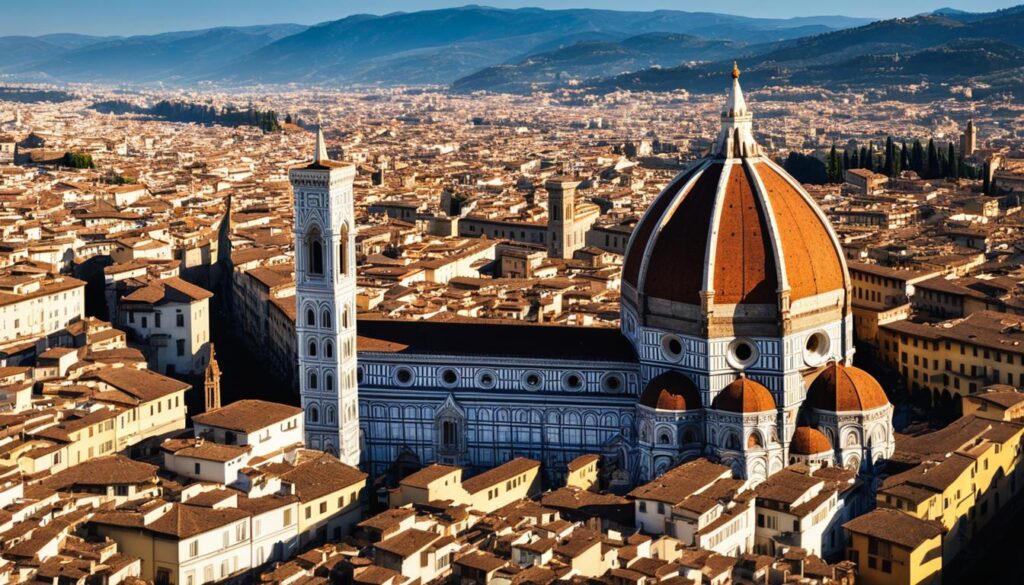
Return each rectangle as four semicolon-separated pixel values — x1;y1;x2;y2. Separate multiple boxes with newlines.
314;116;329;164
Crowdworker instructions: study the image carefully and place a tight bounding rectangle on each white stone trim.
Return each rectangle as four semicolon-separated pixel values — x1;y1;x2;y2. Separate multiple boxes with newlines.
702;160;737;295
637;159;712;293
744;156;790;295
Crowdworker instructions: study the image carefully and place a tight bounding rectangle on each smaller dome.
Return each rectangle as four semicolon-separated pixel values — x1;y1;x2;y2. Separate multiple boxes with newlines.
712;377;776;413
640;371;701;411
790;427;832;455
807;363;889;412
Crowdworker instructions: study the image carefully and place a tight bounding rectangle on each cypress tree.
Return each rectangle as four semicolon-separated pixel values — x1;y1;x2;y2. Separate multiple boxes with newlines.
983;162;990;194
911;140;925;175
884;136;895;176
850;148;859;169
860;146;869;170
900;141;911;174
828;145;842;183
926;138;940;179
948;143;958;179
843;149;850;173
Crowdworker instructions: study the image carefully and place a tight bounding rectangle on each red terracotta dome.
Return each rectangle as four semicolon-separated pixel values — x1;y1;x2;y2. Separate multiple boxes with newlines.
621;66;847;324
806;362;889;412
712;376;776;413
639;371;702;411
790;426;833;455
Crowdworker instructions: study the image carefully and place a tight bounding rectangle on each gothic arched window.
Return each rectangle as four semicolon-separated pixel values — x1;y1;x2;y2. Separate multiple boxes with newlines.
308;371;318;390
321;310;331;329
306;308;315;327
342;307;350;329
308;340;317;357
308;406;319;423
306;228;324;275
325;341;334;359
325;374;334;391
442;420;459;449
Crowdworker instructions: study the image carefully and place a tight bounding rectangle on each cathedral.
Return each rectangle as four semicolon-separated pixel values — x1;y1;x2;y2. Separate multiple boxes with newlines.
290;65;896;487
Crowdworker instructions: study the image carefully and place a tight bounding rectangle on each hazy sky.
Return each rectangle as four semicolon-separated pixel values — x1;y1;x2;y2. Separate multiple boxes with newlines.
2;0;1021;36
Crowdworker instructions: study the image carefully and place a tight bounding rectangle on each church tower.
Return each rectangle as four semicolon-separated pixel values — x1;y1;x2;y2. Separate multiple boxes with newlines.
290;122;361;466
545;177;580;259
204;344;221;412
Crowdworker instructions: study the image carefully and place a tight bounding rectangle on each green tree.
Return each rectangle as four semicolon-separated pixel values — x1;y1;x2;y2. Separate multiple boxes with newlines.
947;143;958;180
911;140;925;175
783;151;828;185
926;138;940;179
842;149;850;173
63;151;94;169
827;145;842;183
883;137;895;176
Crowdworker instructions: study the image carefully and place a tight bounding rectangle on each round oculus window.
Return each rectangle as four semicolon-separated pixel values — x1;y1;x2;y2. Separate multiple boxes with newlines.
803;331;831;366
661;335;684;361
395;367;414;386
726;338;758;369
441;368;459;386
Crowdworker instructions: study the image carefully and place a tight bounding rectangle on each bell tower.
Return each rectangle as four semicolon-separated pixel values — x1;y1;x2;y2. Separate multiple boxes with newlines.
290;121;361;466
545;177;580;259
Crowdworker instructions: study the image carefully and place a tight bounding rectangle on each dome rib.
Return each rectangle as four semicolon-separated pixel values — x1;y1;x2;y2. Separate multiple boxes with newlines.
807;362;889;412
622;161;706;288
757;162;846;301
710;162;778;304
641;163;723;305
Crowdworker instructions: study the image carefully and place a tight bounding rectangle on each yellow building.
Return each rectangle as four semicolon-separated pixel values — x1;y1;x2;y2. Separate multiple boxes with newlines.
33;407;120;466
844;508;943;585
847;262;936;347
84;366;190;452
279;451;367;545
565;454;599;491
962;386;1024;421
876;415;1024;565
879;311;1024;407
390;457;541;514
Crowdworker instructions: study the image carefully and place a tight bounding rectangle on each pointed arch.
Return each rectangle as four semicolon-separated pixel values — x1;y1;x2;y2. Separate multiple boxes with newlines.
306;307;315;327
306;226;324;275
321;309;331;329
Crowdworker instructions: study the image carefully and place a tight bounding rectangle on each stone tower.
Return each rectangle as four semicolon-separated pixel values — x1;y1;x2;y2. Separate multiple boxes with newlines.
545;177;580;259
204;344;221;412
290;122;361;466
960;119;977;157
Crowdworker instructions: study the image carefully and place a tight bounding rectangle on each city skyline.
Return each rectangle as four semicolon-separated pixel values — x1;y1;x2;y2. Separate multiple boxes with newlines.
0;0;1021;36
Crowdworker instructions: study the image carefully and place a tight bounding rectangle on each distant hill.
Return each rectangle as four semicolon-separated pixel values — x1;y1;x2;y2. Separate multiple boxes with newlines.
0;24;306;82
451;33;742;93
571;5;1024;99
216;7;870;85
0;6;870;86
